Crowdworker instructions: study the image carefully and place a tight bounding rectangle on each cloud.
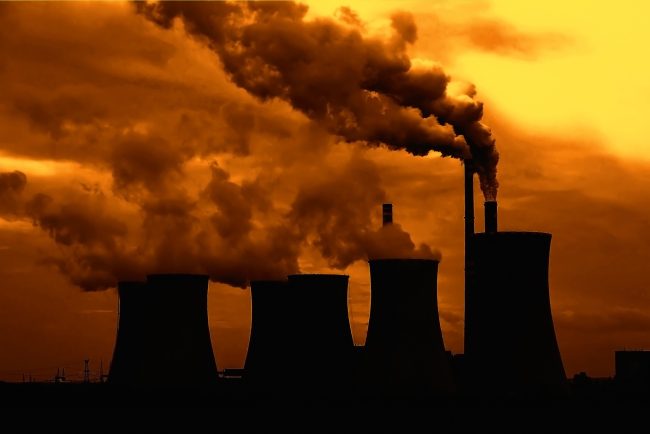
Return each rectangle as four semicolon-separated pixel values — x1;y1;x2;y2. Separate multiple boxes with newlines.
556;308;650;334
0;171;27;217
413;6;570;62
138;1;499;199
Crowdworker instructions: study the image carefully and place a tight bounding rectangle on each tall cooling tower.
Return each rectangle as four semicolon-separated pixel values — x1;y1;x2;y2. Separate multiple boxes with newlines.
145;274;218;386
244;280;290;392
287;274;354;396
108;281;148;384
465;232;567;397
365;259;455;396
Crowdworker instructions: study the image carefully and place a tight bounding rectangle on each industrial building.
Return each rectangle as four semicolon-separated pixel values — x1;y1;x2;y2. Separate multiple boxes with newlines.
615;350;650;392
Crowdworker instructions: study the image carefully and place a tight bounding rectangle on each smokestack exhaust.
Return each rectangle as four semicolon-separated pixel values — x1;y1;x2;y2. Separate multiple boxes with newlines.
382;203;393;226
484;201;498;233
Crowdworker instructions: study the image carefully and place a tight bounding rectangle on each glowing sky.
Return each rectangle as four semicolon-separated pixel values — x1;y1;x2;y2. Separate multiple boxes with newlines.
1;1;649;382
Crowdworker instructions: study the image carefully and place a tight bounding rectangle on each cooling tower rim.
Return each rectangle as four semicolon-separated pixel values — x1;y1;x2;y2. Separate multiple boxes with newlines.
368;258;440;264
474;231;550;238
250;279;289;285
249;279;288;290
287;273;349;278
116;280;147;286
146;273;210;280
287;273;350;278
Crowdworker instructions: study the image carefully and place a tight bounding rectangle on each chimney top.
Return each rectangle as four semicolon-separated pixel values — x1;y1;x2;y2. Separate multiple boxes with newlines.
382;203;393;226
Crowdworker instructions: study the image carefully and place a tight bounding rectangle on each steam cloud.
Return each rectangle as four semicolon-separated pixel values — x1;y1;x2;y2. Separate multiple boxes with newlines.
0;171;27;218
138;1;499;199
0;2;493;290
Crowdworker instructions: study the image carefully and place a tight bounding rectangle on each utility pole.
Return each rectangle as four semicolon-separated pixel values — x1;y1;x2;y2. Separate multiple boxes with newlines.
84;359;90;383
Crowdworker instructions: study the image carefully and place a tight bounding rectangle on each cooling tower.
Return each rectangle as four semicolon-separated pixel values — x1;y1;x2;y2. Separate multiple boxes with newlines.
108;281;149;385
465;232;567;397
287;274;354;396
145;274;218;386
244;280;290;393
365;259;455;396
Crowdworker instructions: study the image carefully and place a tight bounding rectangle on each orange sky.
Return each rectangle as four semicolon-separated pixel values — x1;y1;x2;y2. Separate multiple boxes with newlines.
1;1;649;382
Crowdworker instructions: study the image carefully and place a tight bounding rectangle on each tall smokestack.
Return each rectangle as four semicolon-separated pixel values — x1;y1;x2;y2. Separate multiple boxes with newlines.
484;201;498;233
382;203;393;226
464;160;475;365
464;162;475;239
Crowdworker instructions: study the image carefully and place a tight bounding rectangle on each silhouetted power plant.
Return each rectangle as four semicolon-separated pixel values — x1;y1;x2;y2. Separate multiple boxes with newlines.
365;258;454;396
104;165;569;400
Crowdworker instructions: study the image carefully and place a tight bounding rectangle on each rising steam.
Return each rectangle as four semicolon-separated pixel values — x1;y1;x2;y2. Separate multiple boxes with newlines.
138;1;499;199
0;2;499;290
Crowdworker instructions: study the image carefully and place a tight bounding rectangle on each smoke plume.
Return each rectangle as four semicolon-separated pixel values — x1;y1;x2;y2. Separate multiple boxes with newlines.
137;1;499;199
0;3;482;290
288;154;438;267
0;171;27;218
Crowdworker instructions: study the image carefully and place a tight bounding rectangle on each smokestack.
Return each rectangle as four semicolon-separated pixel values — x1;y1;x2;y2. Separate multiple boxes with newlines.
382;203;393;226
465;232;567;397
484;201;498;233
464;161;475;239
287;274;354;396
365;259;455;397
464;161;475;365
244;280;290;394
145;274;218;386
108;281;148;385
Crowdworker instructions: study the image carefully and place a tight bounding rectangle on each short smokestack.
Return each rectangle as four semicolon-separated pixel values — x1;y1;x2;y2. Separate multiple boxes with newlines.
382;203;393;226
484;201;498;233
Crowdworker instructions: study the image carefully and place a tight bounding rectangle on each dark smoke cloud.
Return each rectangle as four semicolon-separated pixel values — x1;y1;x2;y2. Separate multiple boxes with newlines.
0;171;27;218
22;188;142;291
288;154;439;267
365;223;440;261
0;2;461;291
137;1;499;199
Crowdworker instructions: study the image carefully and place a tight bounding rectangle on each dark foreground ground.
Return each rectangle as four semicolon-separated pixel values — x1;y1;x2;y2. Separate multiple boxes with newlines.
0;379;648;432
